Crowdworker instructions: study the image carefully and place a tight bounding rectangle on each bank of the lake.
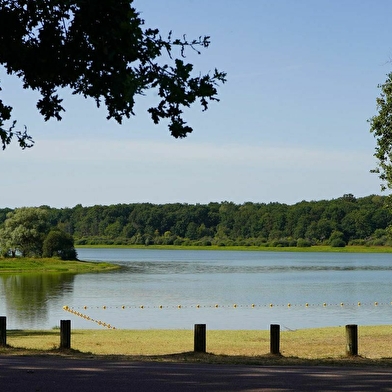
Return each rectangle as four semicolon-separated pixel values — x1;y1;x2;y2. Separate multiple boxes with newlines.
75;244;392;253
1;246;391;274
0;258;120;274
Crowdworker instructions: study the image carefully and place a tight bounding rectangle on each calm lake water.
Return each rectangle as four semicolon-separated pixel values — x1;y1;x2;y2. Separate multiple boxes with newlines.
1;248;392;330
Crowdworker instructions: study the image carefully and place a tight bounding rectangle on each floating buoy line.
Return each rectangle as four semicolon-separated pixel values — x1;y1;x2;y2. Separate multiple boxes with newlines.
63;305;116;329
65;301;390;311
63;301;391;328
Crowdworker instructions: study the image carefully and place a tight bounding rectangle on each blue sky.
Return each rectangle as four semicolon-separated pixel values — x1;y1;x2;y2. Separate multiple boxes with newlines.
1;0;391;208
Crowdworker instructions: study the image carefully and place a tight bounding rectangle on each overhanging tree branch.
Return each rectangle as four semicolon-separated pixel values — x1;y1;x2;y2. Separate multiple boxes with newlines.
0;0;226;148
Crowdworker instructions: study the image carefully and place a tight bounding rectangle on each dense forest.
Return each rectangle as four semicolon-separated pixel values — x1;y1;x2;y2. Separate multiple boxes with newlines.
0;194;391;248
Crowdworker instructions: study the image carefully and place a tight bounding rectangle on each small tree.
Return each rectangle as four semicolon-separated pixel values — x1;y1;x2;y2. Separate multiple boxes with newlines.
43;229;78;260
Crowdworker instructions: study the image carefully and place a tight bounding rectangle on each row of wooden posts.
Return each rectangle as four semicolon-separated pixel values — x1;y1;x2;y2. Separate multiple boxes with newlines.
0;317;359;356
197;324;358;356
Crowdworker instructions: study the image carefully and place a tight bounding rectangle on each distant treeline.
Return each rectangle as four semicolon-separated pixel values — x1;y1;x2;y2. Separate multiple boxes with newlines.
1;194;391;248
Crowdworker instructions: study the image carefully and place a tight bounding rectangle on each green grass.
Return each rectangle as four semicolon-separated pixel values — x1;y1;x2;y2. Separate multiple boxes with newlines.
2;326;392;366
76;244;392;253
0;257;120;274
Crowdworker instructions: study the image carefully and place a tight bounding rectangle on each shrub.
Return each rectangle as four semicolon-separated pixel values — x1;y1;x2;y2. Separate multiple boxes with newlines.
330;239;346;248
43;230;78;260
288;239;298;247
328;231;346;247
296;238;311;247
173;238;184;246
371;238;387;246
270;239;290;247
349;239;366;246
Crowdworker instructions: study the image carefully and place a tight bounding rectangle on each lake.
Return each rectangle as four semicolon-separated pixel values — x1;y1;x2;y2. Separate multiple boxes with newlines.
1;248;392;330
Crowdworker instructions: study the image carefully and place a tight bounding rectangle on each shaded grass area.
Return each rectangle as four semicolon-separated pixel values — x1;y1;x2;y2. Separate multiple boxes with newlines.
0;258;120;274
2;326;392;366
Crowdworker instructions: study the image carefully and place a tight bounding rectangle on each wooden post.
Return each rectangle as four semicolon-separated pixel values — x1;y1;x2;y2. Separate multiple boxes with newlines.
345;324;358;356
270;324;280;355
0;316;6;347
194;324;206;353
60;320;71;349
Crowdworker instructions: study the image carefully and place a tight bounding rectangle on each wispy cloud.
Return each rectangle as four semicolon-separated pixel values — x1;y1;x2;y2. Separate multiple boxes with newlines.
1;139;380;208
3;139;374;171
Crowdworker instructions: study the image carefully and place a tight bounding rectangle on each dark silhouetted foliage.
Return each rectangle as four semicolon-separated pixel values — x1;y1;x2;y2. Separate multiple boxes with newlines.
0;0;226;149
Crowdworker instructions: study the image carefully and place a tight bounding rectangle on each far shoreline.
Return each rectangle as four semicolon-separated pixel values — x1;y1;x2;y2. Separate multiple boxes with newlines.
2;245;390;274
75;244;392;253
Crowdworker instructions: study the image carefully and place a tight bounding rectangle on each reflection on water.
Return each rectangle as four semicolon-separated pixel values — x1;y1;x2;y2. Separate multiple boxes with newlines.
124;262;392;274
1;249;392;330
0;273;75;329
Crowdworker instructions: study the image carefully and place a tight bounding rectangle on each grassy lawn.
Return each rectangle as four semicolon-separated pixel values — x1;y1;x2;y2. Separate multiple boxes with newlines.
0;258;120;274
2;326;392;366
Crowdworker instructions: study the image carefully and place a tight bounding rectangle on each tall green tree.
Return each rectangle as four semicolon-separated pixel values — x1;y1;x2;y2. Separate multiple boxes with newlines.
0;0;226;149
0;207;49;257
369;73;392;190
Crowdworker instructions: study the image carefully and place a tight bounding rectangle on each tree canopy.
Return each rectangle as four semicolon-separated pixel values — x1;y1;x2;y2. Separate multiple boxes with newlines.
0;207;49;256
1;195;389;249
0;0;226;149
369;73;392;192
0;207;77;259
